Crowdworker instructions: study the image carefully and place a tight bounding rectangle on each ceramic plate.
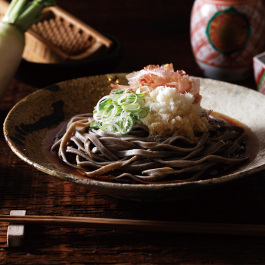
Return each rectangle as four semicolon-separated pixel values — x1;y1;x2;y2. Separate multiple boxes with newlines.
3;74;265;201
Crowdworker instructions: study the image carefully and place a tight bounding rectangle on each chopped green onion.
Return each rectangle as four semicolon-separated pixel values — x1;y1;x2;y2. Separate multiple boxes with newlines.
90;121;100;129
137;107;149;118
122;103;140;112
91;90;149;135
111;90;124;94
120;115;134;135
136;93;145;98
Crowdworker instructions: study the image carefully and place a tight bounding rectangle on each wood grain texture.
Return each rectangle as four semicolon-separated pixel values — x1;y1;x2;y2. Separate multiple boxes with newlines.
1;139;265;264
0;0;264;264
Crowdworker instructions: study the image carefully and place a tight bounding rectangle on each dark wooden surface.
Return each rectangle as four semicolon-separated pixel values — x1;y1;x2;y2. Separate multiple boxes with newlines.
1;0;265;264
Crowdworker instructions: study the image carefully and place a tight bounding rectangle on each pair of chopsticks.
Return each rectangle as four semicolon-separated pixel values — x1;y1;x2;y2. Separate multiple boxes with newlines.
1;214;265;237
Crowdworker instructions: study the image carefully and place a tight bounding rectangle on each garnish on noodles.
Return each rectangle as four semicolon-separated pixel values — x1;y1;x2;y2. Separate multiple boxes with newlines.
51;64;251;184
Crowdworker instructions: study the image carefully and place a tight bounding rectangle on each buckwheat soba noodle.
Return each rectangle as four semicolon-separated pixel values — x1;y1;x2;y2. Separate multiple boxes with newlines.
50;64;251;184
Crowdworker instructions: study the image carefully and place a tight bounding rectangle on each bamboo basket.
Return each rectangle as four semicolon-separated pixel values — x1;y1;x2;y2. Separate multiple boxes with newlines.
0;1;113;63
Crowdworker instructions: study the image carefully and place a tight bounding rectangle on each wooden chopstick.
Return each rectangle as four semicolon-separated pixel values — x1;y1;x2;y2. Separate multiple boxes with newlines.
1;214;265;237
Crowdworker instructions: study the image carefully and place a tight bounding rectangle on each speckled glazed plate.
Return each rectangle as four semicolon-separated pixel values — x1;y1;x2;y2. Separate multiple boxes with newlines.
3;74;265;201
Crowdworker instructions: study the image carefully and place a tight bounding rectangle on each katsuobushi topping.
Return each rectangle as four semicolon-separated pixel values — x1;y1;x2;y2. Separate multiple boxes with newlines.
92;64;209;140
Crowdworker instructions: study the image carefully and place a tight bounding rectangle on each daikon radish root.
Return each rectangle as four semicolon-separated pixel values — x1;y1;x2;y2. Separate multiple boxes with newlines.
0;0;56;102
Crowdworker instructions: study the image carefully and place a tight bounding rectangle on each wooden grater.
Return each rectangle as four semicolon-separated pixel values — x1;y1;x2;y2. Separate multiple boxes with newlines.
0;1;113;63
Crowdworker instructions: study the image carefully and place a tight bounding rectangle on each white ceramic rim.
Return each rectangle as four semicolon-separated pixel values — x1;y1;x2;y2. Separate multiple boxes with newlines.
253;51;265;67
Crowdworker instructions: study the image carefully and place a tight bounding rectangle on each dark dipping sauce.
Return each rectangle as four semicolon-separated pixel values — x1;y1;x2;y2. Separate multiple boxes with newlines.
43;112;259;184
198;112;258;181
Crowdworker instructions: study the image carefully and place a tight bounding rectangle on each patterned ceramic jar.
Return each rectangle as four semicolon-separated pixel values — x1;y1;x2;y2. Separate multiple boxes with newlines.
190;0;265;81
253;51;265;94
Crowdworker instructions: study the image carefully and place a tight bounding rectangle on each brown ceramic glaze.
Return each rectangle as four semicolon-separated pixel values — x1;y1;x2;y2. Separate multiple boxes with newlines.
3;74;265;201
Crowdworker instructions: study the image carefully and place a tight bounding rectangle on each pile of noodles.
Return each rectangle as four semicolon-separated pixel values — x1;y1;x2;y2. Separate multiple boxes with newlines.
51;113;248;184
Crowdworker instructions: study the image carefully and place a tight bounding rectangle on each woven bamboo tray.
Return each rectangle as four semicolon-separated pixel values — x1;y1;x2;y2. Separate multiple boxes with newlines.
0;0;113;63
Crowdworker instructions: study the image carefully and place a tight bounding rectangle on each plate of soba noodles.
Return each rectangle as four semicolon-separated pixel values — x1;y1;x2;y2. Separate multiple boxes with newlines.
4;64;265;201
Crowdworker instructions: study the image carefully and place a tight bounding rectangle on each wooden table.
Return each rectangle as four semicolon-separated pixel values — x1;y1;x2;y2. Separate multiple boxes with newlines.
1;0;265;264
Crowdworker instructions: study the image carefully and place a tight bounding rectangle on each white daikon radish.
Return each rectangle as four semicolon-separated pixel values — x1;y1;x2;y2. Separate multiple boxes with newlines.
0;0;56;102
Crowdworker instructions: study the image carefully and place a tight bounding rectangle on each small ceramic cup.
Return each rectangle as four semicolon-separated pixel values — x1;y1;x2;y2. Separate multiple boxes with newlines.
253;51;265;94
